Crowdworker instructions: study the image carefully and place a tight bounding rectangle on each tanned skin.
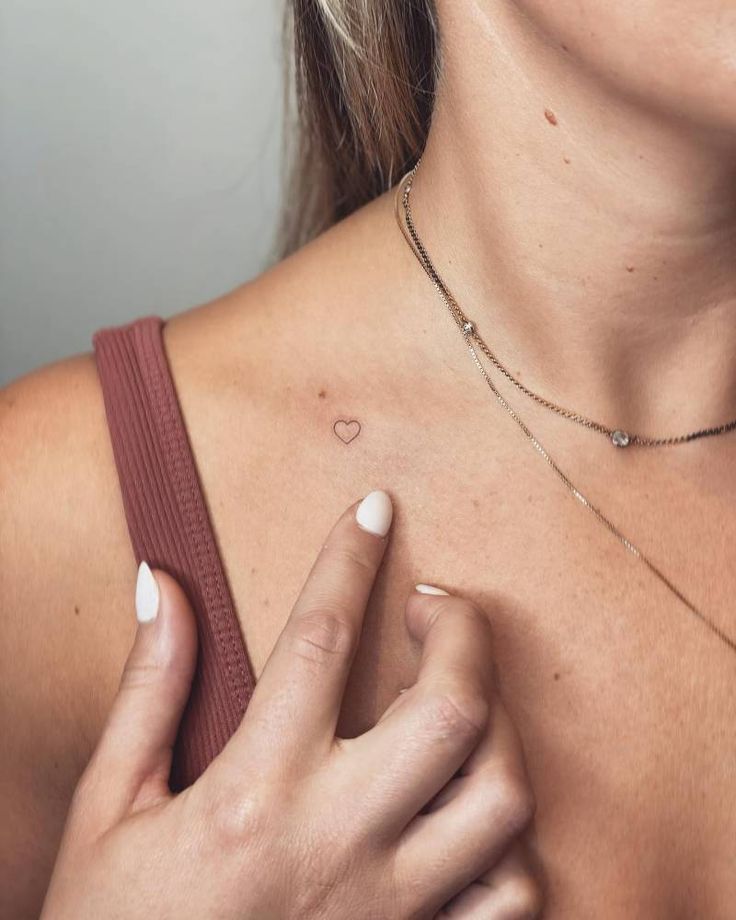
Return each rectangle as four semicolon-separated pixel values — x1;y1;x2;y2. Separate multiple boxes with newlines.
3;0;736;915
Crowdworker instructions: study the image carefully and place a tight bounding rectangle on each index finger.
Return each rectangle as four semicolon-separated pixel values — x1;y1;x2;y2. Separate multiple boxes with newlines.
215;489;393;773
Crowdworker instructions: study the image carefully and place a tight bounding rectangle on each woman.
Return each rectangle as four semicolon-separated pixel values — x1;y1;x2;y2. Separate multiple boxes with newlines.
2;0;735;915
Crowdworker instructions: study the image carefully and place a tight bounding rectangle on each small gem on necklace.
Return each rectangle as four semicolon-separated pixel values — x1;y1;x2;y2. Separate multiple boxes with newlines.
611;429;631;448
462;320;475;335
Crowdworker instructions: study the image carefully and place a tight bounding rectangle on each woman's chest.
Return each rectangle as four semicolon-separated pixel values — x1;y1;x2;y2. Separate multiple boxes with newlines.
206;402;736;919
389;490;735;918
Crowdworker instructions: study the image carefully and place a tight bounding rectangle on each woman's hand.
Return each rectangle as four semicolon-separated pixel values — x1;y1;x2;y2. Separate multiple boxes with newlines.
41;490;543;919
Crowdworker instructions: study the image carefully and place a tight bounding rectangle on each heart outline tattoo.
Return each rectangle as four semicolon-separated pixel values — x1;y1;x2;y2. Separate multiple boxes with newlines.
333;419;361;444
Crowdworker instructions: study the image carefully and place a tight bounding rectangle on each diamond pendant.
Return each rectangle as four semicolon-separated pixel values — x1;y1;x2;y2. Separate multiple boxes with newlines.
611;429;631;448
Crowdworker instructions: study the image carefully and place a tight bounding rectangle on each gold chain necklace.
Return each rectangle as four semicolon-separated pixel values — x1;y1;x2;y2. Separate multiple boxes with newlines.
398;158;736;451
394;157;736;657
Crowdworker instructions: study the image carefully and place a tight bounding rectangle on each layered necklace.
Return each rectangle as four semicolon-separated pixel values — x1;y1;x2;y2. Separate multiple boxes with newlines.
394;156;736;656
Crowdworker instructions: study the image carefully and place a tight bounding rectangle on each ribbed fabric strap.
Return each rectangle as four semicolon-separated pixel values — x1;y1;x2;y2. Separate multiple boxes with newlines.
93;315;256;790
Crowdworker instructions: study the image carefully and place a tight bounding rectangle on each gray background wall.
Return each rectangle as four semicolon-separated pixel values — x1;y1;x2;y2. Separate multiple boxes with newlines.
0;0;286;386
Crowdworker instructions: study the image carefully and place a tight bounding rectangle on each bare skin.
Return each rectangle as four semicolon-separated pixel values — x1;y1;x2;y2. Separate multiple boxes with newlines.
2;0;736;916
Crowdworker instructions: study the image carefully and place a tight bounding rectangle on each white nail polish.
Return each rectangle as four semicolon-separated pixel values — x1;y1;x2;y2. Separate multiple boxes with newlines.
355;490;393;537
415;583;450;595
136;561;160;623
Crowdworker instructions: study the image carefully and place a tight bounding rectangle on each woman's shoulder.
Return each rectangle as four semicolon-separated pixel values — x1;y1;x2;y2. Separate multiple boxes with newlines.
0;352;135;682
0;182;400;603
0;182;403;629
0;182;399;656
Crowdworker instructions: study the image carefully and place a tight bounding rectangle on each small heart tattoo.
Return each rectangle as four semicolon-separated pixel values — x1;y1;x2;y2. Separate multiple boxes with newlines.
333;419;361;444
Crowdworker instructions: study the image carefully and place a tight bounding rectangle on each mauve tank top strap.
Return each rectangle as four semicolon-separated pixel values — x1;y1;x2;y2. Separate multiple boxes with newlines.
92;314;256;790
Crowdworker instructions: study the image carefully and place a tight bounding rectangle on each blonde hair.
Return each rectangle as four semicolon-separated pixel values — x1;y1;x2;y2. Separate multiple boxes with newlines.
277;0;440;257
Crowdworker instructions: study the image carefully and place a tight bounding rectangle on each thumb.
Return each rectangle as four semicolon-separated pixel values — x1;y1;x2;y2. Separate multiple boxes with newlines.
83;562;198;825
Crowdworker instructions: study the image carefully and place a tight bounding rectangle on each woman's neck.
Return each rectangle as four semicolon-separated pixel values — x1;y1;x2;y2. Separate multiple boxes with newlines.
411;3;736;432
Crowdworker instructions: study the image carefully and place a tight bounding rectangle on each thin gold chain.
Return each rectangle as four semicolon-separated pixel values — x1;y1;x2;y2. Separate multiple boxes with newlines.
394;158;736;657
397;157;736;451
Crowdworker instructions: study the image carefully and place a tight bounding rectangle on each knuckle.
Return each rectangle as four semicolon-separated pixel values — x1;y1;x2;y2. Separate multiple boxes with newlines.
119;659;163;692
505;787;537;837
289;607;354;664
419;596;494;643
119;637;188;692
484;765;536;835
329;541;376;577
497;874;544;918
209;783;267;848
424;683;490;742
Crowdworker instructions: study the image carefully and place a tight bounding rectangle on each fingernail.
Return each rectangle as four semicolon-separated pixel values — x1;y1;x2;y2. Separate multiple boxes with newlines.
355;490;393;537
415;583;450;595
135;561;160;623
